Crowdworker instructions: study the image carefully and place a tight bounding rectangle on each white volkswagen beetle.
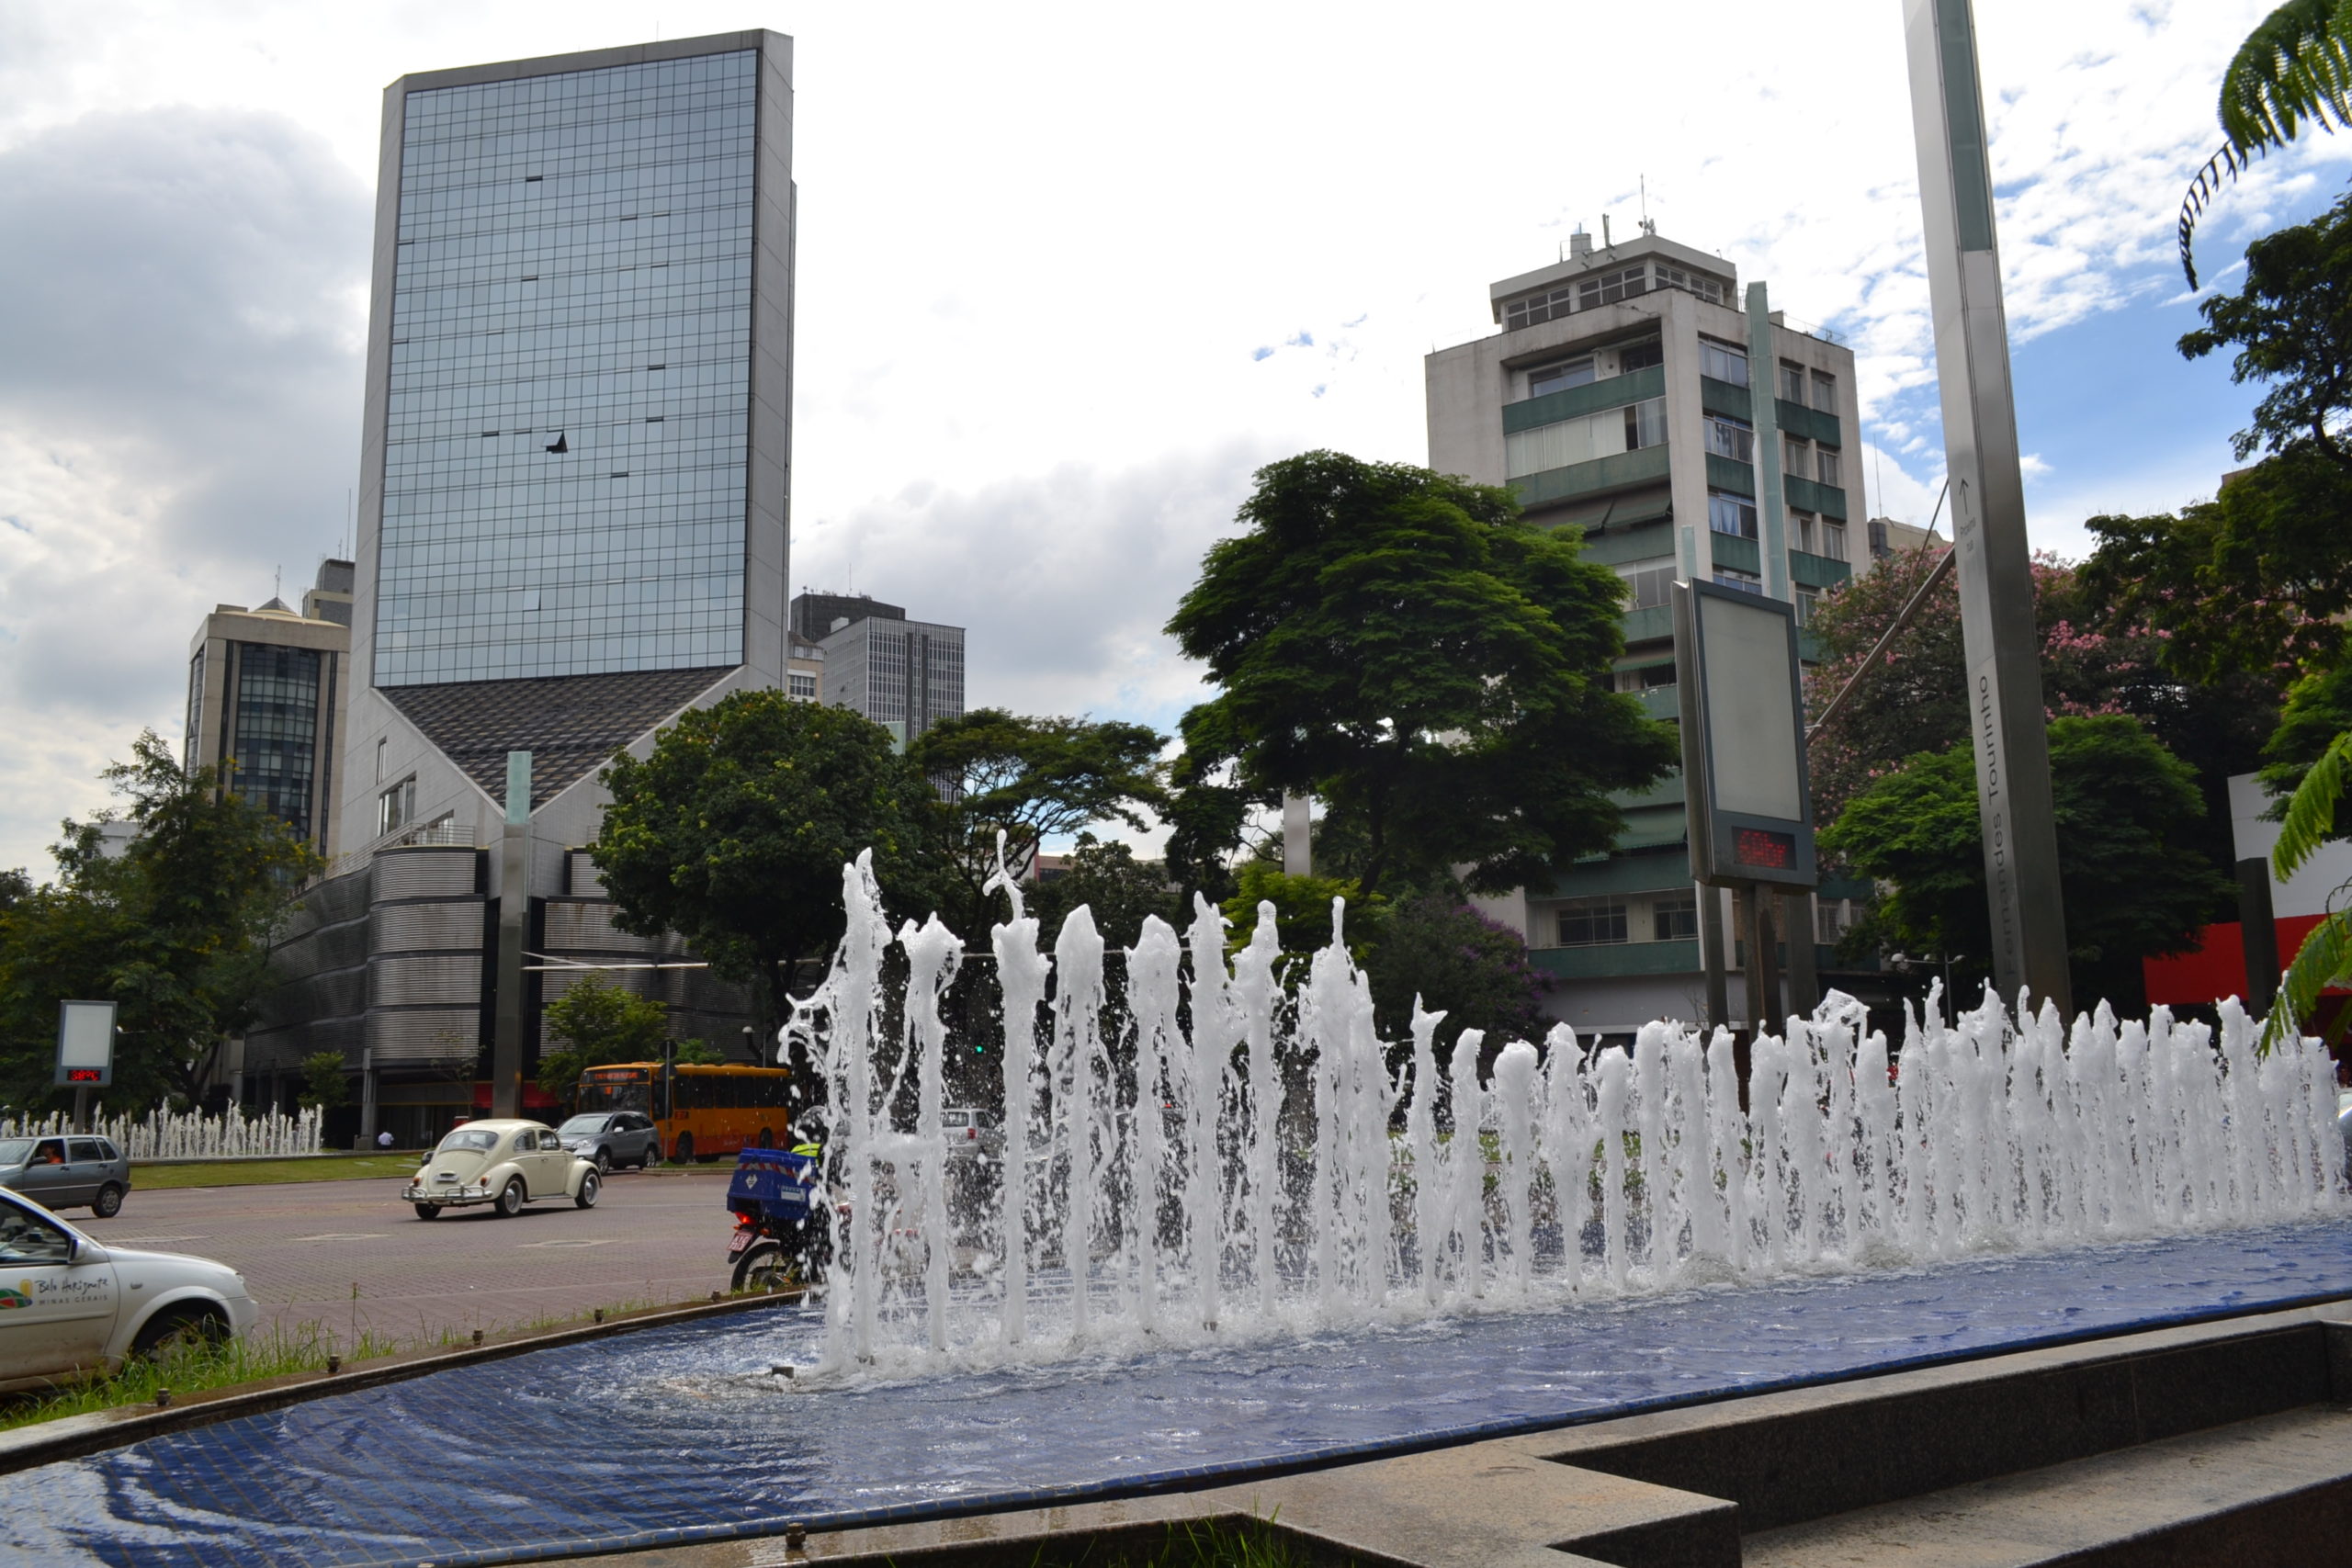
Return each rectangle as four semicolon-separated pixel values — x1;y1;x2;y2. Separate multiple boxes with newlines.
402;1119;602;1220
0;1185;259;1393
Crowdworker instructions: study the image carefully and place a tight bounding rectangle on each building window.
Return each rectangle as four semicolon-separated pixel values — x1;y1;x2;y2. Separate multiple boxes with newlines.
1652;894;1698;942
1704;415;1754;464
1713;567;1764;594
1699;339;1748;387
1783;434;1811;477
1650;264;1726;305
1795;585;1819;625
1815;446;1842;488
1576;264;1648;311
1790;509;1817;553
1708;490;1758;539
1624;398;1668;449
1502;284;1579;331
1615;661;1677;692
1816;897;1857;945
1811;368;1837;411
377;776;417;838
1505;397;1665;478
1616;338;1664;373
1780;361;1808;403
1557;897;1629;947
1528;356;1595;397
1822;521;1848;560
1616;560;1677;612
787;671;819;702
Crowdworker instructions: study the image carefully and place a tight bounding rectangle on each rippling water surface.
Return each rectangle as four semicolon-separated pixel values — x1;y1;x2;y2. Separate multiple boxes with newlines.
14;1220;2351;1568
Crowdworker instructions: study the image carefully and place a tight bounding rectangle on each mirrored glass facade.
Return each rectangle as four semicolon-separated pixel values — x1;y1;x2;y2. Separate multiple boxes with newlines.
232;644;324;839
377;50;757;686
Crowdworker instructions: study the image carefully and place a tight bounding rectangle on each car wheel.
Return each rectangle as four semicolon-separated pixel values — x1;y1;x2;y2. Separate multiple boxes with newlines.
413;1202;441;1221
638;1141;656;1169
574;1169;601;1209
594;1147;613;1174
731;1240;800;1294
130;1303;228;1359
673;1133;695;1165
494;1178;526;1218
90;1183;124;1219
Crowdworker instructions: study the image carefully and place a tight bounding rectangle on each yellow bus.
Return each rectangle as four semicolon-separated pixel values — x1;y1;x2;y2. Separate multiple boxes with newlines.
575;1062;794;1163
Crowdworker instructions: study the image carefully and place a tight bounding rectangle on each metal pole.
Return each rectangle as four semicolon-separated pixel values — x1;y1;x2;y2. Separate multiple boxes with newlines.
1904;0;2072;1018
492;750;532;1121
1781;891;1819;1019
1700;884;1730;1032
1282;793;1313;878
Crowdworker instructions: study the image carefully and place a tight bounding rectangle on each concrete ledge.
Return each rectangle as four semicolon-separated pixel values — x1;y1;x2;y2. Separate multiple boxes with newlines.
1539;1302;2349;1532
0;1285;807;1477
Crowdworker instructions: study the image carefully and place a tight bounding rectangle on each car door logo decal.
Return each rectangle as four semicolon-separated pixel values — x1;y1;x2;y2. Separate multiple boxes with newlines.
0;1281;31;1310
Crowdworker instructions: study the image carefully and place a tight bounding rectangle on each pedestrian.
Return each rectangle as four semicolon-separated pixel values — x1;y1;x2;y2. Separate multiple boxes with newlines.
378;1130;394;1150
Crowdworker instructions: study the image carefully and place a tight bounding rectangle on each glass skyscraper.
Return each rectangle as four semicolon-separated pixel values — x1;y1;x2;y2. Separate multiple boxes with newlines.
345;32;793;833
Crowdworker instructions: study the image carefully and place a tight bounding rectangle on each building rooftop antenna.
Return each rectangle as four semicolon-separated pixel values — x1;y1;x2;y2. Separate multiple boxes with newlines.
1640;175;1657;237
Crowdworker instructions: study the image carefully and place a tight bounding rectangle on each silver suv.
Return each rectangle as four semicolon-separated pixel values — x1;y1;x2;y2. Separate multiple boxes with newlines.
0;1134;131;1218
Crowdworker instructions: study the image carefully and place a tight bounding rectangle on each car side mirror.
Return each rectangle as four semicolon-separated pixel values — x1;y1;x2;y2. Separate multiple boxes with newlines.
418;1151;432;1166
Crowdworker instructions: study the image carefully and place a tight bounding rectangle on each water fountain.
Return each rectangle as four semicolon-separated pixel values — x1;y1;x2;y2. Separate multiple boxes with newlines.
794;849;2347;1374
14;851;2350;1568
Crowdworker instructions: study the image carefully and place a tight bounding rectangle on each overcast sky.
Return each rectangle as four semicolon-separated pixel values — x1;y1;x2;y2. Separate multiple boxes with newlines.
0;0;2343;877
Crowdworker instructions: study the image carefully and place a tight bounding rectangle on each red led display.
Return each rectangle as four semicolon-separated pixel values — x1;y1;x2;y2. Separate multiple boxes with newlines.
1733;829;1797;870
62;1067;102;1083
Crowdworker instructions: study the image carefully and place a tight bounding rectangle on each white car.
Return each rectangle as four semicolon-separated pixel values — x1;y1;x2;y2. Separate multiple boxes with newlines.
402;1119;602;1219
0;1185;259;1393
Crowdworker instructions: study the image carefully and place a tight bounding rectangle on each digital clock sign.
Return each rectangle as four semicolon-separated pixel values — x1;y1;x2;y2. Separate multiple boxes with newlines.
62;1067;103;1084
1733;829;1797;870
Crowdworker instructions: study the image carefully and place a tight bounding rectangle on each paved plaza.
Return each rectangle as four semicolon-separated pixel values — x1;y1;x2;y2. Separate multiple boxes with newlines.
90;1167;741;1347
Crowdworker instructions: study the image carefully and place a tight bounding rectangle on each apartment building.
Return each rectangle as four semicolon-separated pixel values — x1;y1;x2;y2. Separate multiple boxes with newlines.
1426;228;1894;1040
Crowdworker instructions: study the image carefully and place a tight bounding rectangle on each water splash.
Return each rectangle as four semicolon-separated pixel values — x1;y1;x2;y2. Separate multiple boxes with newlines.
785;861;2346;1374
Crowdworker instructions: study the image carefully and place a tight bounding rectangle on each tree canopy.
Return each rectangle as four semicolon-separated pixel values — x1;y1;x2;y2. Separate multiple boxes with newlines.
1806;547;2272;886
0;732;319;1111
536;972;673;1104
1819;716;2236;1012
593;690;950;1073
1166;450;1676;897
906;708;1166;938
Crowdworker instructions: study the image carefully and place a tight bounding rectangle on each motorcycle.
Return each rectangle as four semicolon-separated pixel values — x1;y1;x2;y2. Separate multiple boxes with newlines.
725;1145;836;1293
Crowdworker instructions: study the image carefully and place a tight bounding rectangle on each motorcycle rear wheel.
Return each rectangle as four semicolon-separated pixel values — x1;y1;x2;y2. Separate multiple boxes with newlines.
731;1239;804;1294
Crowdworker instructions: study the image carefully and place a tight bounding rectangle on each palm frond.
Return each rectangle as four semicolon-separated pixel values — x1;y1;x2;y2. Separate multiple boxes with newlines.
2263;897;2352;1052
2273;730;2352;879
2179;0;2352;286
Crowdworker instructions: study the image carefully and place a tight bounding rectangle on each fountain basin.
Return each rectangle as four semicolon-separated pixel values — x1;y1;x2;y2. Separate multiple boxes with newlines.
11;1218;2351;1567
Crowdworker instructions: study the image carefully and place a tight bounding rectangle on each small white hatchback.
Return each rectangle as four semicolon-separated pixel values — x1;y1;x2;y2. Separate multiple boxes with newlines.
401;1119;601;1220
0;1185;259;1393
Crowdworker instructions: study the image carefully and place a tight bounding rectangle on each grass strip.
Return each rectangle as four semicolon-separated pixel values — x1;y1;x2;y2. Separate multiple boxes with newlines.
127;1154;425;1190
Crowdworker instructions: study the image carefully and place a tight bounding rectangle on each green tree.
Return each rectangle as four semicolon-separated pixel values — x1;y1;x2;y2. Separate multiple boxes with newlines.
0;732;318;1111
1166;451;1676;897
1363;896;1553;1052
1028;833;1184;953
1819;716;2236;1012
2178;0;2352;285
593;691;949;1078
1812;547;2274;884
299;1051;348;1111
536;972;673;1103
1217;862;1388;968
906;708;1167;938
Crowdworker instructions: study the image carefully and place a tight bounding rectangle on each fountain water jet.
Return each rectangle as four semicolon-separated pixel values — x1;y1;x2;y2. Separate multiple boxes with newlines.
787;854;2347;1375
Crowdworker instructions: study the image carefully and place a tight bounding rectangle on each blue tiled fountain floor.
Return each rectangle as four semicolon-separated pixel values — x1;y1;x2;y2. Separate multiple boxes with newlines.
12;1220;2352;1567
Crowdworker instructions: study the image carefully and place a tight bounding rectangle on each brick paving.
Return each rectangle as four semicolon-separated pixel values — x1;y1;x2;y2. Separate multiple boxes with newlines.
85;1166;741;1348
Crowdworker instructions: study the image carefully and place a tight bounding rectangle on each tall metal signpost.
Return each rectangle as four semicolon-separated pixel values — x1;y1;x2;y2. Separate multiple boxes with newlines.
1904;0;2072;1018
1675;580;1820;1033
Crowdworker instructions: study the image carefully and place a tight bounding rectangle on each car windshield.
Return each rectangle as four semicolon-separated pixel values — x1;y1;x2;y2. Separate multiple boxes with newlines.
437;1129;502;1154
558;1116;610;1134
0;1140;31;1166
